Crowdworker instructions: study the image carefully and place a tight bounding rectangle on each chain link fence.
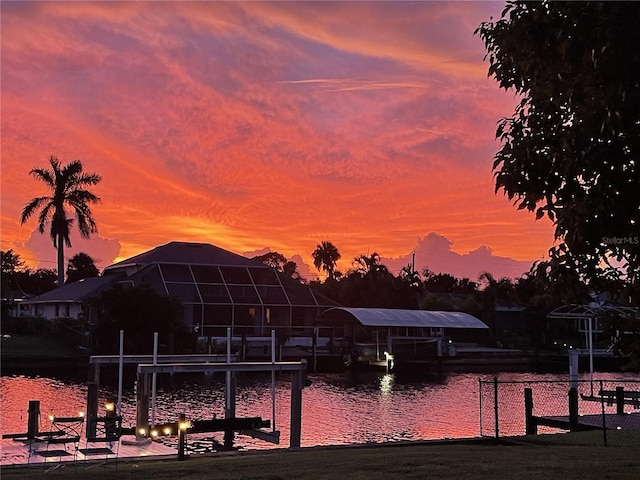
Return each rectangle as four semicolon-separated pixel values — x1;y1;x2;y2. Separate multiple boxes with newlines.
479;378;640;446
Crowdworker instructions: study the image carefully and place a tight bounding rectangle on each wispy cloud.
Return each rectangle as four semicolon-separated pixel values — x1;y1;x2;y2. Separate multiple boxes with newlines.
1;1;553;276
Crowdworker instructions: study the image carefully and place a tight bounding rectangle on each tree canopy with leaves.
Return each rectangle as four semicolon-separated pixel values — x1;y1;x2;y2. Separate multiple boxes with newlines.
20;156;102;287
252;251;303;282
476;1;640;292
66;252;100;283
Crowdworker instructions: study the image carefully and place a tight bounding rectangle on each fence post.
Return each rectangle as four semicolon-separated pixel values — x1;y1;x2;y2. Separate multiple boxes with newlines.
600;380;608;447
616;387;625;415
479;379;483;437
524;388;537;435
494;377;499;439
568;387;579;431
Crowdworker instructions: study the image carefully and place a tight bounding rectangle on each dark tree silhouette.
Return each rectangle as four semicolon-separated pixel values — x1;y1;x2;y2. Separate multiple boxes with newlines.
91;284;191;354
252;251;303;282
1;249;25;277
252;251;287;269
66;252;100;283
476;1;640;289
312;241;341;280
20;156;101;287
351;253;388;277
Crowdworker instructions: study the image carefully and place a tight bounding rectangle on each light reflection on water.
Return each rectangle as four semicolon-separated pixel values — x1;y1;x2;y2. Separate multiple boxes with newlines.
1;371;638;451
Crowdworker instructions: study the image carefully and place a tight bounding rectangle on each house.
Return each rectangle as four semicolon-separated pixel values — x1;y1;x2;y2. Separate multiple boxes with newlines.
21;275;122;320
101;241;339;338
1;288;32;318
23;242;338;341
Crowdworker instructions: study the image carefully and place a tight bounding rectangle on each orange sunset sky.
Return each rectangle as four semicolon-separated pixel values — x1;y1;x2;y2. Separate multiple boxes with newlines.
1;1;555;281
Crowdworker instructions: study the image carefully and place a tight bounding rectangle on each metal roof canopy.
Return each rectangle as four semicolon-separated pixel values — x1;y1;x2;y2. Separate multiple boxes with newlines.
319;307;488;329
548;303;638;319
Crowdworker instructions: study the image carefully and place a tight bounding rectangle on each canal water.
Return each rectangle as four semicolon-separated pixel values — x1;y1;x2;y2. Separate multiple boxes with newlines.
1;370;638;451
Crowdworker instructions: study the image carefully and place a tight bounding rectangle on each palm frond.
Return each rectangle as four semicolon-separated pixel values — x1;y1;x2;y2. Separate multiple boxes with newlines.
29;168;55;188
20;196;50;224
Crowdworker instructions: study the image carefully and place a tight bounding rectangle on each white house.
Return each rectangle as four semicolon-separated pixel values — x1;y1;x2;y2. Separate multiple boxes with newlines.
22;275;120;320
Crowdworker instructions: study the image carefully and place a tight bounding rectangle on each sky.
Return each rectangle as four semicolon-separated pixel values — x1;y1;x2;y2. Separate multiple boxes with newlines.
0;1;555;282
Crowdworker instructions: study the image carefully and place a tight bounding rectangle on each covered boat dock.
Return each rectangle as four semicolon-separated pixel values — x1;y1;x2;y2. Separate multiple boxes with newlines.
317;307;488;369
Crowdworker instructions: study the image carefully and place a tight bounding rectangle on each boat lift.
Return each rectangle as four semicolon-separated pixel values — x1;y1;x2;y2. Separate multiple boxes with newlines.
89;329;307;450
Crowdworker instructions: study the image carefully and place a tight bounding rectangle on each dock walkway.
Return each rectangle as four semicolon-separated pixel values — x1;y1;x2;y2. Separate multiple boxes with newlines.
0;436;177;468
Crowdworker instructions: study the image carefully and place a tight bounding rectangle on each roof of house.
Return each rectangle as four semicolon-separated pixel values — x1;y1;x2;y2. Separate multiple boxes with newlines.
104;241;261;272
22;275;122;304
318;307;488;329
23;241;339;309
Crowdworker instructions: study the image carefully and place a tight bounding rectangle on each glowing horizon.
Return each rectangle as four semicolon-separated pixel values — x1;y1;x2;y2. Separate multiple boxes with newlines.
1;1;554;281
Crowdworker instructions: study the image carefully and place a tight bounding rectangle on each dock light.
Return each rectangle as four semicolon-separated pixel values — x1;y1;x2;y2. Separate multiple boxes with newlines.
105;402;115;412
163;427;172;435
179;420;191;431
617;426;622;430
49;415;55;422
79;411;85;417
151;430;158;438
138;427;147;437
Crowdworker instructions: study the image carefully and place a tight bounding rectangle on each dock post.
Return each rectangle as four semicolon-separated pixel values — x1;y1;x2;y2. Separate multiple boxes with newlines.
27;400;40;439
224;327;236;450
290;360;307;449
178;413;187;461
569;351;578;389
568;387;579;430
312;327;318;374
86;382;99;438
136;370;150;439
616;387;625;415
524;388;537;435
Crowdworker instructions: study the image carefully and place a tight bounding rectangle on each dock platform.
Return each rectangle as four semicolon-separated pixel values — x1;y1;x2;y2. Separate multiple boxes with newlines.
0;436;177;468
536;412;640;432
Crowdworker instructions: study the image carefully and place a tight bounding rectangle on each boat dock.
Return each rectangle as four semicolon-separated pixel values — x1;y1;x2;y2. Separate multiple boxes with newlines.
0;436;177;468
536;413;640;432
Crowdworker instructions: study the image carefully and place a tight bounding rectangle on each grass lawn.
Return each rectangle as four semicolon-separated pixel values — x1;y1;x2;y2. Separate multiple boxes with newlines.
2;441;639;480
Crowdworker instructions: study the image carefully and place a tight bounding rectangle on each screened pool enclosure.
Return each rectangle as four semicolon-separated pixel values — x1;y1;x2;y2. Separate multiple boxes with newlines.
103;242;338;340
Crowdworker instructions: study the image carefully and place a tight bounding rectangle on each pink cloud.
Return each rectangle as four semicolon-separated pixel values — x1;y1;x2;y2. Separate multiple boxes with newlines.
381;232;534;281
1;1;554;283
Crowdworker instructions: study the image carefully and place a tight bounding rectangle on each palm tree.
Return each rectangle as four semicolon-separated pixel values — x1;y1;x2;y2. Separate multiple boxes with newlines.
20;156;101;287
352;252;388;276
312;241;341;280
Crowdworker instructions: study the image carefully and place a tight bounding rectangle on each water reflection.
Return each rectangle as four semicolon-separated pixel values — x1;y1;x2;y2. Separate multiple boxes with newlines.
1;371;638;450
379;374;394;395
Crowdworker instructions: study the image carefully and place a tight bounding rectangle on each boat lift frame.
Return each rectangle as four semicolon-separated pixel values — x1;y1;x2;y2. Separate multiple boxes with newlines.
134;360;307;449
